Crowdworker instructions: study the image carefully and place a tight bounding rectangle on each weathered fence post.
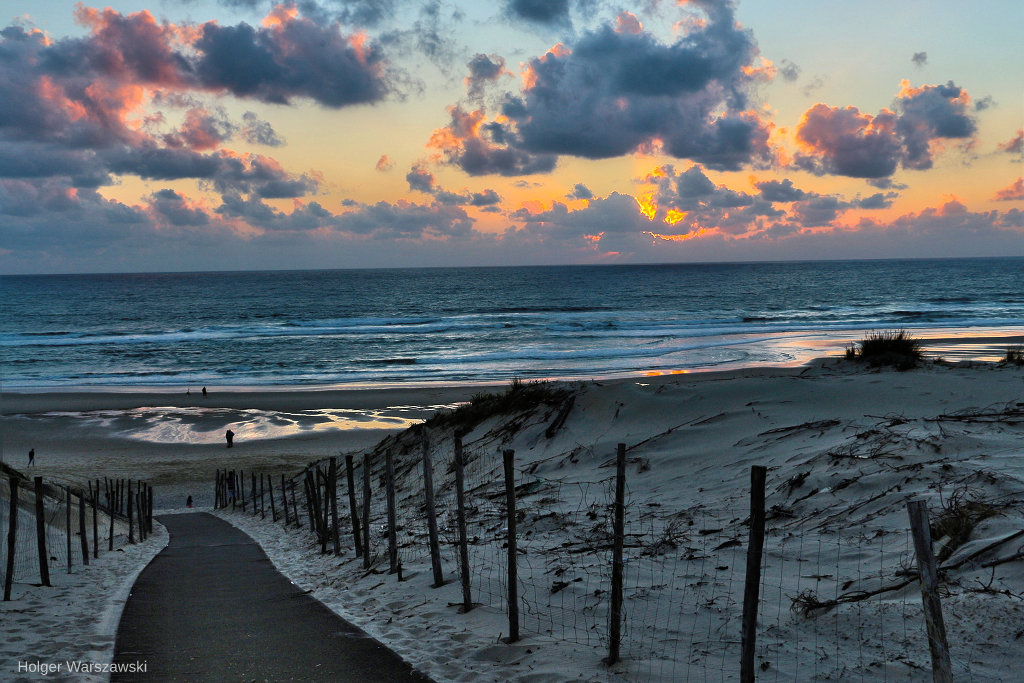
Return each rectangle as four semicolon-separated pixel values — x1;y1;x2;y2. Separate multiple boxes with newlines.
319;467;330;551
90;482;99;559
606;443;627;665
252;471;258;516
269;474;278;523
147;486;153;534
740;465;767;683
290;480;301;528
454;436;472;613
362;453;371;569
34;477;50;587
65;486;73;573
503;449;519;642
281;475;290;526
345;455;362;556
385;448;399;574
421;429;444;588
107;489;114;551
329;458;341;556
127;480;134;544
79;490;89;566
260;473;266;520
5;477;19;600
907;500;954;683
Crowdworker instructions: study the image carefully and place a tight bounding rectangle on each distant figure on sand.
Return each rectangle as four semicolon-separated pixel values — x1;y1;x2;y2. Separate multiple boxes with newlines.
186;495;193;508
28;448;35;467
226;429;234;448
202;386;208;397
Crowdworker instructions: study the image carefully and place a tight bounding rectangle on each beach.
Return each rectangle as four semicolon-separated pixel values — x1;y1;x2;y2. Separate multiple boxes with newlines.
3;356;1024;680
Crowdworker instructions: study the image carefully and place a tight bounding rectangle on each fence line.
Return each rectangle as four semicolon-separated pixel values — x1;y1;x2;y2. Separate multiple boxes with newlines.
215;430;1023;680
1;467;151;598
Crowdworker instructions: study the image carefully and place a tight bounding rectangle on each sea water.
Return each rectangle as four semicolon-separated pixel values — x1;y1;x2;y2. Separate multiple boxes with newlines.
2;258;1022;389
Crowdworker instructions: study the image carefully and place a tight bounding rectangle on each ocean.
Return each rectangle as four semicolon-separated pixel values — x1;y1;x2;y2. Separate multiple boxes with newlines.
2;258;1022;389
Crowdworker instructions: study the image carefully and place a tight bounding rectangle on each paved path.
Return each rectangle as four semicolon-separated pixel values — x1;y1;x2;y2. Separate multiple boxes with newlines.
113;513;430;681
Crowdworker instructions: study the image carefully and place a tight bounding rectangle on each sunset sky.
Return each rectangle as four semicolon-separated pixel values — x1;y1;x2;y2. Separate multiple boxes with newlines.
1;0;1021;273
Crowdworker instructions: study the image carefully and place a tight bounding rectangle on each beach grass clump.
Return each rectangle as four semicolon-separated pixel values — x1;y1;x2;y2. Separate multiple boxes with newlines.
1003;345;1024;365
930;488;1000;562
427;377;572;434
845;329;923;369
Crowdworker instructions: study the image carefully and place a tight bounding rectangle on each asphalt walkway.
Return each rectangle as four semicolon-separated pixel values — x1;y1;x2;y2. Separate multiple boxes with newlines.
113;513;430;681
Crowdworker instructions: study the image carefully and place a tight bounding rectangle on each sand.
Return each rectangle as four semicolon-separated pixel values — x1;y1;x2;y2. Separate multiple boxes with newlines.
3;358;1024;680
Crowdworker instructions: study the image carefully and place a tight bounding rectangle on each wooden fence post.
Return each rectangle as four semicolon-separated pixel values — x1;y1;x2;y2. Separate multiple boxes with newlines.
606;443;627;665
107;489;114;551
421;430;444;588
268;474;278;522
329;458;341;556
319;467;330;551
260;473;266;519
34;477;50;587
290;480;301;528
127;480;134;544
90;482;99;559
385;448;399;574
503;449;519;642
252;471;258;516
362;453;371;569
907;500;954;683
4;477;19;601
65;486;73;573
454;437;472;613
147;486;153;534
346;455;362;556
281;475;290;526
79;490;89;566
740;465;767;683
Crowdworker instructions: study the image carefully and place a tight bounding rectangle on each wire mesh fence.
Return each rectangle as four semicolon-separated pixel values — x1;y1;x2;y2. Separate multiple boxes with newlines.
226;422;1022;681
1;474;136;593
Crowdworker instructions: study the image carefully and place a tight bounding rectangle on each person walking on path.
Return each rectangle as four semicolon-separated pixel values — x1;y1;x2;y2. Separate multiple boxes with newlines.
28;448;34;467
225;429;234;448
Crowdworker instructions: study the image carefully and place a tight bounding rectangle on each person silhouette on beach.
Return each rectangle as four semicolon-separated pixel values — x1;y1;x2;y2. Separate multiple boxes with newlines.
202;386;208;397
28;448;35;467
226;429;234;448
186;495;193;508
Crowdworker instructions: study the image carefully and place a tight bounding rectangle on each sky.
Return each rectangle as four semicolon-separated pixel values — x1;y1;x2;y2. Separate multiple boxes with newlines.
0;0;1021;274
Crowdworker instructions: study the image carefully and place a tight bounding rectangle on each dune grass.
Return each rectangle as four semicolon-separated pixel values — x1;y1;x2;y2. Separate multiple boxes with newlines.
426;377;572;434
1004;345;1024;365
845;329;923;369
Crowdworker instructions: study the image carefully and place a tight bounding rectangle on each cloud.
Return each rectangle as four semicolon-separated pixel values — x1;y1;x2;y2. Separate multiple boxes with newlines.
336;199;475;239
778;59;800;82
998;130;1023;155
405;162;502;206
465;53;510;100
795;81;976;178
193;8;388;107
428;106;557;176
505;0;570;25
376;154;394;171
240;111;285;146
495;3;774;171
406;164;436;193
162;108;236;151
992;178;1024;201
911;51;927;67
568;183;593;200
755;179;807;202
